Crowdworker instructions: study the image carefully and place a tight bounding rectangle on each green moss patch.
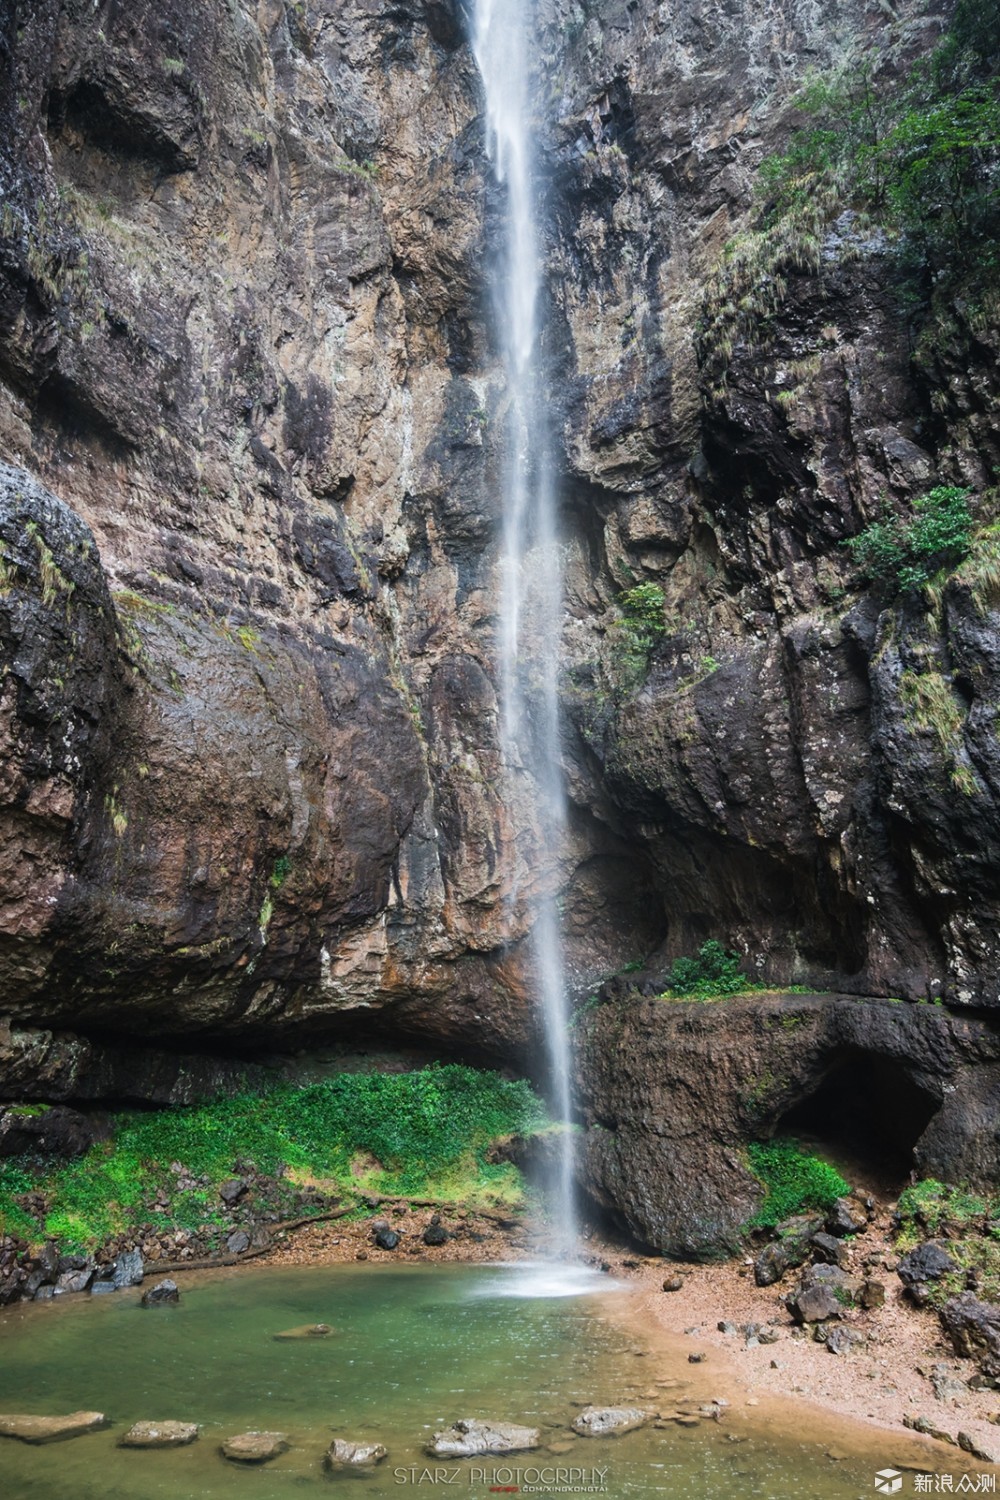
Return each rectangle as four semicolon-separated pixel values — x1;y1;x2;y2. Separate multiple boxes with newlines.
0;1066;547;1254
745;1139;850;1229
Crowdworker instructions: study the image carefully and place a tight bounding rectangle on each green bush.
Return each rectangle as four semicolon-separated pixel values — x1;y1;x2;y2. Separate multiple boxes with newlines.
746;1139;850;1229
661;939;763;1000
844;486;973;592
0;1066;547;1252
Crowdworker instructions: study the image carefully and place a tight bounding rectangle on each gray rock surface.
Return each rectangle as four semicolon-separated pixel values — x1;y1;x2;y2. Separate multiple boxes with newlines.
426;1419;541;1458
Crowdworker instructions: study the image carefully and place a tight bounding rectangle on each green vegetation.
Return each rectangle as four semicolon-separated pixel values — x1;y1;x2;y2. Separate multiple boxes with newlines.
845;486;974;593
746;1139;850;1230
0;1067;547;1254
659;939;764;1000
606;582;666;691
895;1177;1000;1304
701;0;1000;389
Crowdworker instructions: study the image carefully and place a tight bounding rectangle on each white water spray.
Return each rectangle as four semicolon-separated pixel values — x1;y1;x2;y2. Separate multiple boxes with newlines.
470;0;577;1262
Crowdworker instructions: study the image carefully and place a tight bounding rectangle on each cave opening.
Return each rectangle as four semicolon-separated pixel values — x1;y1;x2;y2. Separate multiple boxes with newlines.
774;1049;941;1195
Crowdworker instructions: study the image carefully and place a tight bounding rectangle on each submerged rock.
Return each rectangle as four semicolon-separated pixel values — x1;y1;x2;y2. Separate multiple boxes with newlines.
325;1438;388;1469
427;1419;540;1457
221;1431;289;1463
0;1412;107;1444
273;1323;333;1340
572;1407;648;1438
141;1280;179;1306
119;1421;200;1448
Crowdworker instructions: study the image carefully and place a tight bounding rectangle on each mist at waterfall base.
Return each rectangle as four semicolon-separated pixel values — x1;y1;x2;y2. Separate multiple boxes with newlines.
470;0;590;1297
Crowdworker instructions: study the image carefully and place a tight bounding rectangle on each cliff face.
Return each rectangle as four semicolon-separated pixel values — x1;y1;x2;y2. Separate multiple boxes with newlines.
1;0;999;1081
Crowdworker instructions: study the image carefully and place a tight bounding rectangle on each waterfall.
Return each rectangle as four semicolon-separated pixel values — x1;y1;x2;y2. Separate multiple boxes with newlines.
470;0;577;1259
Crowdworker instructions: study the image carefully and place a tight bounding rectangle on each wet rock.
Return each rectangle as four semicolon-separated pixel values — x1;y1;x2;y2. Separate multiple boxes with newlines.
325;1438;388;1469
427;1420;541;1457
119;1421;200;1448
273;1324;333;1341
56;1268;94;1295
572;1407;648;1438
0;1412;107;1443
221;1432;289;1463
141;1279;179;1306
112;1249;144;1289
373;1227;400;1251
754;1243;788;1287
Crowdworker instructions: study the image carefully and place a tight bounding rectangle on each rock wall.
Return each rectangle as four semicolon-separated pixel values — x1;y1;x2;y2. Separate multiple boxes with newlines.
2;0;1000;1083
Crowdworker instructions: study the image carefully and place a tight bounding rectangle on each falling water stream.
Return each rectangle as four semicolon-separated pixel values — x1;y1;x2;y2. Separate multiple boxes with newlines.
470;0;578;1268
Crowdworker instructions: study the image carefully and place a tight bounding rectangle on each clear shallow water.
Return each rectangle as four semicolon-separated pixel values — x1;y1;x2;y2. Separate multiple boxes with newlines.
0;1263;875;1499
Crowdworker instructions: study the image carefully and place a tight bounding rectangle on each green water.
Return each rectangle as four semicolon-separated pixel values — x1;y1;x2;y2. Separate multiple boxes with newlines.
0;1263;877;1499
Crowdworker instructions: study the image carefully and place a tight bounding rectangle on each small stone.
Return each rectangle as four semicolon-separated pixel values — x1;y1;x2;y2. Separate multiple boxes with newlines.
572;1407;648;1438
219;1179;249;1207
373;1227;400;1251
423;1224;449;1247
325;1438;388;1469
958;1431;997;1462
754;1242;788;1288
119;1421;200;1448
226;1230;250;1255
427;1420;540;1457
688;1353;706;1364
662;1277;684;1292
717;1321;739;1336
811;1232;850;1269
825;1326;865;1356
221;1431;289;1463
0;1412;107;1444
860;1279;885;1310
141;1280;179;1307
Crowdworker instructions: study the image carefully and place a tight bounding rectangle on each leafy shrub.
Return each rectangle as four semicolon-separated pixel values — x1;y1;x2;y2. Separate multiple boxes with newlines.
746;1139;850;1229
660;939;763;1000
605;582;667;694
0;1066;547;1252
844;486;973;592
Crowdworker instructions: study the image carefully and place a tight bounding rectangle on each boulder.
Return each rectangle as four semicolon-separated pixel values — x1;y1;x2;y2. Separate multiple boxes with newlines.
112;1249;144;1289
56;1268;94;1294
273;1323;332;1340
226;1230;250;1255
897;1242;958;1288
572;1407;648;1437
753;1243;788;1287
827;1198;868;1237
0;1412;107;1443
219;1179;248;1206
325;1438;388;1469
119;1421;200;1448
776;1215;827;1266
423;1224;449;1247
221;1431;289;1463
426;1420;540;1457
939;1293;1000;1376
786;1283;843;1325
141;1280;179;1306
811;1232;850;1269
373;1227;400;1251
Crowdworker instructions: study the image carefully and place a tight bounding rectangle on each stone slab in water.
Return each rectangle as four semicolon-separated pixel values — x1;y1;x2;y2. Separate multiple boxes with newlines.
326;1437;388;1468
0;1412;107;1444
427;1419;540;1457
272;1323;333;1340
572;1406;649;1438
119;1421;200;1448
221;1431;289;1463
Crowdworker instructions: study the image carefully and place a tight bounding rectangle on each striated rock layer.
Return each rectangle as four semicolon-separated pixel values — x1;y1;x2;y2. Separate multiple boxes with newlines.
1;0;999;1087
